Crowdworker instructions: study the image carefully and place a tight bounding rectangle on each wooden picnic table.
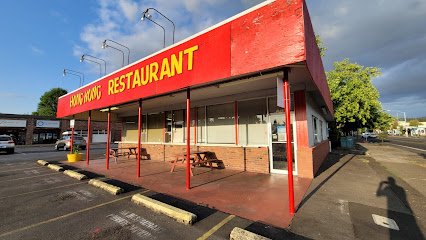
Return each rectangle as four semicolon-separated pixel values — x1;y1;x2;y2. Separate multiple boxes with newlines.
109;147;149;163
170;151;222;176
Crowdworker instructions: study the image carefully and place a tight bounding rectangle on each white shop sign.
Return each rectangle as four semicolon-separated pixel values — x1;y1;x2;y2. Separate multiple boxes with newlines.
36;120;60;128
0;119;27;128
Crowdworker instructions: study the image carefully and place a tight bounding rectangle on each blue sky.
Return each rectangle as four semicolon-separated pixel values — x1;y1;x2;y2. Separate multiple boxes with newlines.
0;0;425;118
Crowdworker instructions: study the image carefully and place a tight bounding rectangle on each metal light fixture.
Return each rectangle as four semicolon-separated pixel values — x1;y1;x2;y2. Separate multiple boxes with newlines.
141;12;166;48
80;54;107;77
386;109;407;123
102;39;130;66
63;69;84;86
100;107;119;112
142;8;175;44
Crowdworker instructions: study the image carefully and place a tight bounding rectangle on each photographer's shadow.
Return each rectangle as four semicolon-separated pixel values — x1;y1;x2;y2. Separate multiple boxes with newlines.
376;177;424;240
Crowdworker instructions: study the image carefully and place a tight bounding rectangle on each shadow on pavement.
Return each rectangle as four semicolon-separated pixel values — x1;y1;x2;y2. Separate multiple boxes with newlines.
374;177;425;240
245;222;310;240
103;179;143;193
298;152;356;209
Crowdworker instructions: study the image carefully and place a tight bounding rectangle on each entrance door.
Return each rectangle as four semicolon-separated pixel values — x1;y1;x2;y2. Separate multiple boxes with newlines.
269;113;297;174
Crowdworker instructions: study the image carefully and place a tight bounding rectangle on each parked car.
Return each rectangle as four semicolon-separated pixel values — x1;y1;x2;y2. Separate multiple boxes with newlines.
55;135;86;151
361;132;377;138
0;135;15;154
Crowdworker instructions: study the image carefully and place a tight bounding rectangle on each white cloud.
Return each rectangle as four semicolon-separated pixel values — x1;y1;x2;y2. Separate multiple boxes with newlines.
74;0;265;75
307;0;426;117
30;45;44;55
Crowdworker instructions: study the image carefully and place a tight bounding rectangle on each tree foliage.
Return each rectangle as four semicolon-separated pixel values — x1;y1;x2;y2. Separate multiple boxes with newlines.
315;35;327;57
33;88;67;116
409;119;420;127
327;59;389;133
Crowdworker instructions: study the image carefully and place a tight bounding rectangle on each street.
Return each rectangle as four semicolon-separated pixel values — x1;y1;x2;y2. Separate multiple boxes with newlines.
386;135;426;152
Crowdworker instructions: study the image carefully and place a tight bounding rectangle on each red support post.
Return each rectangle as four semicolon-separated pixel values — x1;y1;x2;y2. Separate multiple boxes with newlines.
106;109;111;170
137;100;142;178
163;112;166;143
70;127;74;154
234;101;238;145
283;69;295;214
194;107;197;145
186;89;191;190
86;111;92;166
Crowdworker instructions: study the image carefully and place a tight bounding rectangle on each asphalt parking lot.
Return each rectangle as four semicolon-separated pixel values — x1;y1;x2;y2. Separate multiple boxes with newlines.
0;153;300;240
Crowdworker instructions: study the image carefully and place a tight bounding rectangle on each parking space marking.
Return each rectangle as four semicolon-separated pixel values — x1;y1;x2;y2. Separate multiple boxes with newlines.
24;169;40;175
197;214;235;240
106;209;163;238
1;172;60;182
0;190;150;238
0;182;87;200
59;189;96;202
0;167;41;174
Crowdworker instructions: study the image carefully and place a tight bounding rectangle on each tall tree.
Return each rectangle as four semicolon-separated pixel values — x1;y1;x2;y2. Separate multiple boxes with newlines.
33;88;67;116
327;59;385;133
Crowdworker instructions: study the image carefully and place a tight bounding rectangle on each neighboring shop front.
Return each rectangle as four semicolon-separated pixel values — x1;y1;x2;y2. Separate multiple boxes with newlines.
0;114;121;145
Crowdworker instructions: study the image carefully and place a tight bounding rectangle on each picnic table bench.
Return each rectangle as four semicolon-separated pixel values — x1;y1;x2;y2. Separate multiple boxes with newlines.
170;151;223;176
109;147;150;163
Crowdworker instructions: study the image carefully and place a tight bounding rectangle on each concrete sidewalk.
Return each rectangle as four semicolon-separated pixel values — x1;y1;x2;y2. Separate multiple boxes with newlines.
290;143;426;240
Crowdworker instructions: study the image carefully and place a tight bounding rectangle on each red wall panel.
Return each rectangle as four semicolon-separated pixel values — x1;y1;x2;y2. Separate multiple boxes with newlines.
57;24;232;118
230;0;305;76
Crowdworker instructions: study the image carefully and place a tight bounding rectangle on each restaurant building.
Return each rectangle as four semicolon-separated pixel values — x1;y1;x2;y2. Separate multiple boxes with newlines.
57;0;332;187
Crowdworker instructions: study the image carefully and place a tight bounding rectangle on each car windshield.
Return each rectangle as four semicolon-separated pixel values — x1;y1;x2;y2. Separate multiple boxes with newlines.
62;136;83;140
0;136;11;141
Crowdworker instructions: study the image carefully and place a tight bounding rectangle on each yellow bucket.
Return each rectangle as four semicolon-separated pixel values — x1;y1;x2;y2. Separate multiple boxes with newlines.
67;153;83;162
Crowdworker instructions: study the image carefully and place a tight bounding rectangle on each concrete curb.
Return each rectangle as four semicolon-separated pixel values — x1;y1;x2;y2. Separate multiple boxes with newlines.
47;164;64;172
88;179;123;195
131;193;197;225
36;160;49;166
230;227;271;240
63;170;87;180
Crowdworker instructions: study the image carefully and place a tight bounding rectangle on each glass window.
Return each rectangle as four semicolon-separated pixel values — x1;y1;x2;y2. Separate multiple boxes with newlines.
32;134;39;143
147;113;163;142
123;115;146;142
172;110;185;143
165;111;172;143
319;120;324;141
268;95;294;114
238;98;268;145
207;103;235;144
313;116;319;144
184;108;198;143
197;107;206;143
123;117;138;142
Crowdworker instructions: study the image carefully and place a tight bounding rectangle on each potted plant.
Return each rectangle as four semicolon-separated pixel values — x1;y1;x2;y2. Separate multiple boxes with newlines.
67;145;83;162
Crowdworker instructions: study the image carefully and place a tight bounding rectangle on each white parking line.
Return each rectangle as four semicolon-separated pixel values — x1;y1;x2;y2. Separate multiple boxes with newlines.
0;190;150;238
388;143;426;152
0;167;41;174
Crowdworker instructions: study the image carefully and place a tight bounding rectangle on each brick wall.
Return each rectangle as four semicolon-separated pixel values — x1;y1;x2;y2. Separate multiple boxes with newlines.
312;140;330;176
296;146;313;178
117;143;269;174
296;140;330;179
